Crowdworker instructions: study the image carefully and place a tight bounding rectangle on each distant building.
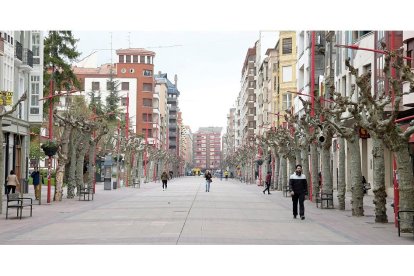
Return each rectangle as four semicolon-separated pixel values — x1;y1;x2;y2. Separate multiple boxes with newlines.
193;127;222;171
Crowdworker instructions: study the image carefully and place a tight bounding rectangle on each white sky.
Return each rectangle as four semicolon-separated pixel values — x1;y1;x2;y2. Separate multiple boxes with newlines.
1;0;413;274
72;31;281;134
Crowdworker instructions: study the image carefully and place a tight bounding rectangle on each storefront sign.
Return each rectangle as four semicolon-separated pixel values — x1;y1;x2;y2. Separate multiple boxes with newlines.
0;91;13;106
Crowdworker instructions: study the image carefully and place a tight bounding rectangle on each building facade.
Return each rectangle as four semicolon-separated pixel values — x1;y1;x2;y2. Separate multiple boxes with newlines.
193;127;222;171
1;30;37;187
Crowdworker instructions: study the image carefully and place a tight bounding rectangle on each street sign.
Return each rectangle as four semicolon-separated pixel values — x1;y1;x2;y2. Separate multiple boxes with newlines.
0;91;13;106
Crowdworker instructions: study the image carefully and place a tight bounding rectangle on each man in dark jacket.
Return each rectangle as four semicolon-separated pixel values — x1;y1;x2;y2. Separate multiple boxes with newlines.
30;167;41;200
289;164;308;220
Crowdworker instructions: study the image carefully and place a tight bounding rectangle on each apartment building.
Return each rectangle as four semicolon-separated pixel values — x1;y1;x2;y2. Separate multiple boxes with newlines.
193;127;222;171
1;31;38;184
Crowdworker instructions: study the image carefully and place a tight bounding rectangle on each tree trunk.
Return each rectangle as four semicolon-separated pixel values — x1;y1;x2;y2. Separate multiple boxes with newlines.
395;146;414;232
295;148;301;167
372;136;387;222
137;151;143;187
88;140;95;189
321;140;333;194
279;157;287;191
310;143;319;201
338;137;346;210
348;134;364;216
288;156;296;176
273;152;280;190
301;147;310;196
54;125;72;201
76;138;90;193
67;132;82;198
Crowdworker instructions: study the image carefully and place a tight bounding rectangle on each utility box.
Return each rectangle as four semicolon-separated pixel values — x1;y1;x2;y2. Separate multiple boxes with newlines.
103;155;112;190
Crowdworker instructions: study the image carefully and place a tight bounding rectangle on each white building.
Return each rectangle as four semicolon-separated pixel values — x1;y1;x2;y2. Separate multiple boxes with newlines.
1;30;40;182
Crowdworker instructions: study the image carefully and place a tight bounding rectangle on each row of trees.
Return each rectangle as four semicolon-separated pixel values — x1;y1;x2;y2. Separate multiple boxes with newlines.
224;44;414;232
0;31;183;214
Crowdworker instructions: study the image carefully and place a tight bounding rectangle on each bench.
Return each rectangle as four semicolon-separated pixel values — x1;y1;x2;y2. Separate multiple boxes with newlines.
397;210;414;238
6;193;33;219
316;192;334;209
79;185;94;201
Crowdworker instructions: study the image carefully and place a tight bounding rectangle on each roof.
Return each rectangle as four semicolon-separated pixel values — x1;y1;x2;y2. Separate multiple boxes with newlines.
116;48;156;56
154;73;180;96
73;63;115;75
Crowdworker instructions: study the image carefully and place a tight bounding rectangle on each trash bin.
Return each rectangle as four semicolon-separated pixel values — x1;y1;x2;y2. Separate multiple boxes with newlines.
113;181;117;189
104;178;112;190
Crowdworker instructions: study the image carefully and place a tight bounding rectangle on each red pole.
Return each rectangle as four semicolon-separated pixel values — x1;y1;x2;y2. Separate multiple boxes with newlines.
117;120;120;188
310;31;316;117
47;67;54;204
125;92;129;187
93;107;96;194
144;113;148;178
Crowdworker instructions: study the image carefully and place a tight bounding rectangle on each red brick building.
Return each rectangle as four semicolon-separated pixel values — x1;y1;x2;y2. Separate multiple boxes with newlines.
193;127;222;171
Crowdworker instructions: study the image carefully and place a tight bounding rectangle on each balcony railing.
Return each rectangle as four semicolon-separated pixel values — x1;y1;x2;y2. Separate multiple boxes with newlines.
23;48;33;68
0;38;4;56
15;41;23;61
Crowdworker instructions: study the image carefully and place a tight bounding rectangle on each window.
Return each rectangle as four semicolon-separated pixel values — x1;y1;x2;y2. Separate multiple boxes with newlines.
143;70;152;76
282;38;292;54
119;55;124;63
30;75;40;114
143;83;152;91
146;56;151;64
31;33;40;56
140;56;145;63
407;50;412;68
133;55;138;63
92;82;100;91
282;66;292;82
249;81;255;88
273;63;277;72
142;129;152;137
282;93;292;110
106;81;112;90
143;98;152;107
121;97;127;106
143;113;152;122
121;82;129;90
126;55;131;63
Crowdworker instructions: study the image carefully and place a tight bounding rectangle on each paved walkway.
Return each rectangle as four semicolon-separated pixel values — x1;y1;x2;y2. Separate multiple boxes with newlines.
0;176;412;244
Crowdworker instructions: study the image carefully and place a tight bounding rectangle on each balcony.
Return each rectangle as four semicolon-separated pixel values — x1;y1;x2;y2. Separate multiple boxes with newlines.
0;38;4;56
21;48;34;70
15;41;23;61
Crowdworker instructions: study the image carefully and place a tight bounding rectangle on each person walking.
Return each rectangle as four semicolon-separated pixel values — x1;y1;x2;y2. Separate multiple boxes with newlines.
205;170;212;192
30;167;41;200
263;171;272;194
6;170;20;195
224;170;229;181
289;164;308;220
161;171;169;191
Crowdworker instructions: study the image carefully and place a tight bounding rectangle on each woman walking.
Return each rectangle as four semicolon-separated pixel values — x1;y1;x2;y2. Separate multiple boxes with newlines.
205;170;212;192
6;170;20;194
161;171;169;191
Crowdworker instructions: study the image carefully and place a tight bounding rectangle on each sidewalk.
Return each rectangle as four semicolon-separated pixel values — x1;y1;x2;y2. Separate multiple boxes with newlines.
0;177;412;244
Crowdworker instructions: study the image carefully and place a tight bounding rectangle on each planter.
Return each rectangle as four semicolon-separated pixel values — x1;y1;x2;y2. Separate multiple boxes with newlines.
42;147;58;157
41;142;58;157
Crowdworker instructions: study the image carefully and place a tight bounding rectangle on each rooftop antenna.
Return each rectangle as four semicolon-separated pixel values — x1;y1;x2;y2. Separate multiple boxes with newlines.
128;32;131;48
